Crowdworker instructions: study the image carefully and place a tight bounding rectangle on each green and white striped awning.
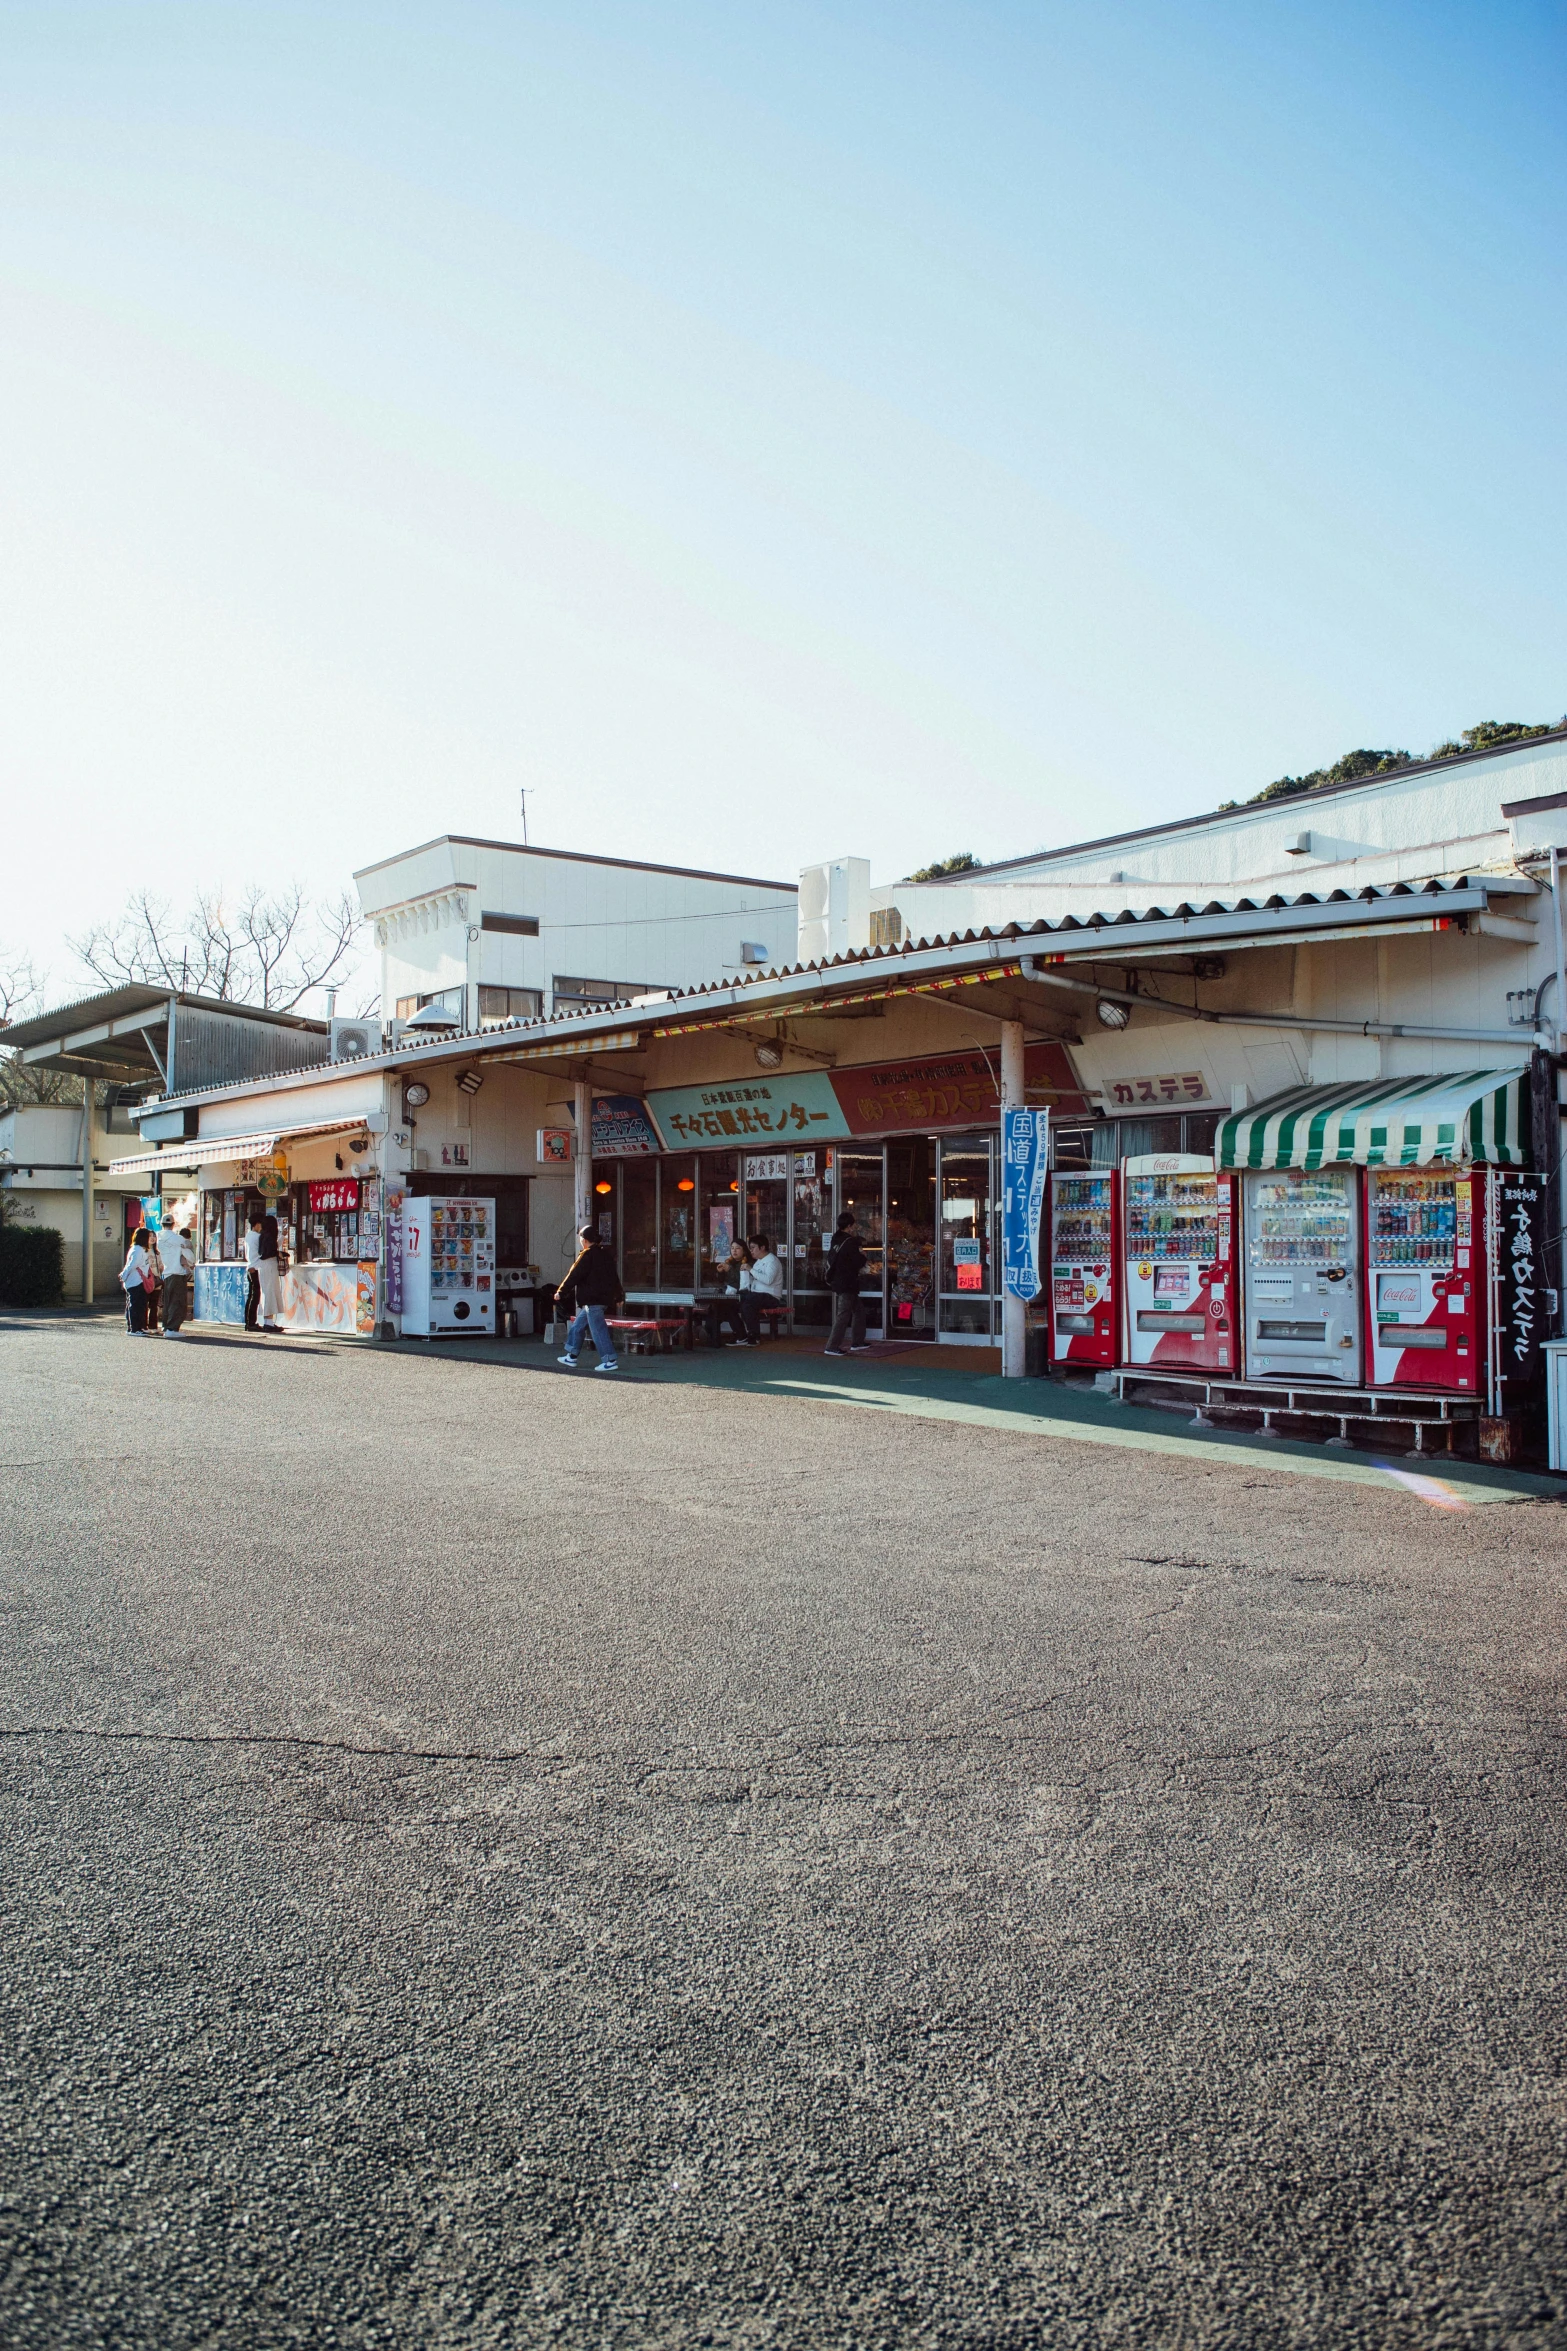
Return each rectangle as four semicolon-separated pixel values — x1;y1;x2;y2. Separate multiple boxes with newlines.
1217;1068;1532;1172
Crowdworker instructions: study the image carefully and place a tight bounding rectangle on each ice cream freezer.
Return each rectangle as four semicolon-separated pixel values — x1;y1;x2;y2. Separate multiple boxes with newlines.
399;1194;496;1336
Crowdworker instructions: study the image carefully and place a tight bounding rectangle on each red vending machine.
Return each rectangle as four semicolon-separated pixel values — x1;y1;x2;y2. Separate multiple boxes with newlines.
1048;1168;1118;1367
1366;1168;1479;1390
1122;1154;1238;1373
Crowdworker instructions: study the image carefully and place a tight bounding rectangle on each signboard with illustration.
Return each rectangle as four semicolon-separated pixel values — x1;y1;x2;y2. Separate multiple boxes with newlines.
591;1096;661;1157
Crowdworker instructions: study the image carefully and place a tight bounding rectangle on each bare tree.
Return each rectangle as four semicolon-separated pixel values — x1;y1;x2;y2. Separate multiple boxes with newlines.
70;885;361;1013
0;948;81;1106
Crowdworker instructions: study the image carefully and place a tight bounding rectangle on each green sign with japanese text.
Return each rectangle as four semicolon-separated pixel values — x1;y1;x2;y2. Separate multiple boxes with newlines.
647;1072;849;1150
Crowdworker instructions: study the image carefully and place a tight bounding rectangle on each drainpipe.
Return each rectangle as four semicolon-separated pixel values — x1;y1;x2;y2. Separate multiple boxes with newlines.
1000;1020;1025;1379
79;1083;95;1305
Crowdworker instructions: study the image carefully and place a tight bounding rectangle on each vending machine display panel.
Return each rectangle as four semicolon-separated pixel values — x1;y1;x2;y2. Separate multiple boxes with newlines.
1123;1155;1236;1372
1049;1170;1117;1366
1366;1170;1477;1390
1242;1168;1361;1383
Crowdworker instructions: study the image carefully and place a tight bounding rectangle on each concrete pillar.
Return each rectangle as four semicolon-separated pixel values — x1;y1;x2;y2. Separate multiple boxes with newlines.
80;1084;95;1305
1000;1020;1025;1379
573;1081;593;1238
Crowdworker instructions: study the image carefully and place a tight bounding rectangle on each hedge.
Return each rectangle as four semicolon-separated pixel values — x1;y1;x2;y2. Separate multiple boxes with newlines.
0;1223;66;1307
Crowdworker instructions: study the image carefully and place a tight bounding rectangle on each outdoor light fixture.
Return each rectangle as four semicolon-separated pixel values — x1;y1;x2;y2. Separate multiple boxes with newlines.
676;1178;695;1192
1096;999;1130;1030
594;1180;612;1194
456;1068;483;1096
755;1041;784;1070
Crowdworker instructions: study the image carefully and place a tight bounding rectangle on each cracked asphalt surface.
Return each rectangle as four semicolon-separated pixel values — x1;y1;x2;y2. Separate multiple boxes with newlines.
2;1313;1565;2348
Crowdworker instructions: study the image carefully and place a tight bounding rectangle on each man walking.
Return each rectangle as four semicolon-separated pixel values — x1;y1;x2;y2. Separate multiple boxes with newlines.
555;1224;624;1372
824;1211;870;1357
159;1219;195;1336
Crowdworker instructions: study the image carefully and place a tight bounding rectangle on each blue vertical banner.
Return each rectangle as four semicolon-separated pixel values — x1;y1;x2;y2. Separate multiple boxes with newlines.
1002;1107;1050;1300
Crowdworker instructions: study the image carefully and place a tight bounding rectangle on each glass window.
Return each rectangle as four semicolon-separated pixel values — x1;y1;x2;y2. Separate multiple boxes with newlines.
1116;1116;1183;1160
1052;1122;1116;1170
590;1160;617;1248
939;1141;992;1331
477;986;542;1025
622;1160;658;1289
660;1157;697;1288
837;1152;884;1298
791;1148;830;1326
552;974;656;1011
1184;1110;1221;1155
480;912;539;936
885;1137;936;1336
699;1154;741;1286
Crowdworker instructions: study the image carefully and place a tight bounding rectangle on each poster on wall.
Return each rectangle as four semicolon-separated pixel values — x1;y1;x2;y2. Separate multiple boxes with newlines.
1001;1107;1050;1302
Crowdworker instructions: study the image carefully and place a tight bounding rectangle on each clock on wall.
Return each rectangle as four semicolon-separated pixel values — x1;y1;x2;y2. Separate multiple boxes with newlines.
403;1081;431;1109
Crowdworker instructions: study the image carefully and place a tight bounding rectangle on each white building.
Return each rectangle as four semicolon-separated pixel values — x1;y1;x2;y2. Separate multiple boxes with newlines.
357;835;799;1032
0;1100;149;1295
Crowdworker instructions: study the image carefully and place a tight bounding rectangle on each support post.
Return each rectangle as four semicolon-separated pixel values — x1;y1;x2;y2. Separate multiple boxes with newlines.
1553;849;1567;1335
573;1080;593;1239
1000;1018;1026;1379
79;1083;95;1305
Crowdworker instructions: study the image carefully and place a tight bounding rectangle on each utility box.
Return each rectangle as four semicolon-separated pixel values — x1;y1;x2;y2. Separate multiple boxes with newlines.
797;858;870;964
1546;1341;1567;1472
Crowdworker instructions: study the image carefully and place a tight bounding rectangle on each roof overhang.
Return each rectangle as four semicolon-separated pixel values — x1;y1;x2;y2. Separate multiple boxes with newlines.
106;1117;371;1177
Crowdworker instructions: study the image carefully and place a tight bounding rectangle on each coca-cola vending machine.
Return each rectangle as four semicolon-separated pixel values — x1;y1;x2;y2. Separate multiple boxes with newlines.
1365;1168;1479;1390
1122;1155;1238;1373
1048;1168;1118;1367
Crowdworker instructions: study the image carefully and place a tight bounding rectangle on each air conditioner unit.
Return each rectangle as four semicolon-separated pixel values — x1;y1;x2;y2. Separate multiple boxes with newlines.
330;1017;383;1061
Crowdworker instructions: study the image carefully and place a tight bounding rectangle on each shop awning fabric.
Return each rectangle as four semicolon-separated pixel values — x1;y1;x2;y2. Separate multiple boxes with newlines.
105;1117;369;1178
1217;1069;1532;1172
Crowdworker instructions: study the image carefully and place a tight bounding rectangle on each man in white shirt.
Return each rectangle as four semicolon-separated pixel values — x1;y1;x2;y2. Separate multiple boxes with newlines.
244;1213;263;1332
159;1221;195;1335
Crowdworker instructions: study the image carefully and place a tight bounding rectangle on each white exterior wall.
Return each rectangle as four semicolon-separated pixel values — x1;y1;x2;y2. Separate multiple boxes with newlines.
871;738;1567;935
1;1104;147;1294
357;838;798;1024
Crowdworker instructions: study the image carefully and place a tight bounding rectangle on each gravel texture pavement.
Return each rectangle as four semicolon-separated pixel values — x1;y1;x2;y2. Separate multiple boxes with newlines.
2;1313;1565;2349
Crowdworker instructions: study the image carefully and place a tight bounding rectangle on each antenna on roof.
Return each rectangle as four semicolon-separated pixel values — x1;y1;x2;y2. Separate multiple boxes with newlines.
519;788;529;847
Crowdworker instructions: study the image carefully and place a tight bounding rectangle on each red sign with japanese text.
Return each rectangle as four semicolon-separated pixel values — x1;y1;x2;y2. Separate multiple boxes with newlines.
828;1042;1085;1136
307;1179;361;1213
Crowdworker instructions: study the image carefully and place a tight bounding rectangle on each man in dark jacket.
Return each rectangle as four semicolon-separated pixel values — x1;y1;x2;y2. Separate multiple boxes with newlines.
556;1225;625;1371
824;1212;871;1357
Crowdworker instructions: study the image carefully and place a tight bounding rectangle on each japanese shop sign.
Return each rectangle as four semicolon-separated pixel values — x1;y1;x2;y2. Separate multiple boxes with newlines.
647;1071;849;1147
307;1179;361;1213
832;1042;1084;1135
1001;1106;1050;1302
384;1188;405;1315
1493;1172;1545;1394
1102;1072;1210;1109
591;1096;661;1157
537;1128;573;1163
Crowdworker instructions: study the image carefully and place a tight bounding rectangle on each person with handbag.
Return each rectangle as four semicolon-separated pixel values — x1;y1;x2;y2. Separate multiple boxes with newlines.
159;1220;195;1336
119;1227;154;1336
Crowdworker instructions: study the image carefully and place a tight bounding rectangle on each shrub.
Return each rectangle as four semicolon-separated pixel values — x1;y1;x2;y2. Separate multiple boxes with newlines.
0;1223;65;1307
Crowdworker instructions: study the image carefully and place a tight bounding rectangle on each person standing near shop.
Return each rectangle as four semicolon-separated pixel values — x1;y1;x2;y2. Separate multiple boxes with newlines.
244;1212;264;1332
257;1210;283;1334
824;1212;870;1357
159;1219;195;1336
743;1231;784;1344
555;1223;624;1371
120;1227;154;1336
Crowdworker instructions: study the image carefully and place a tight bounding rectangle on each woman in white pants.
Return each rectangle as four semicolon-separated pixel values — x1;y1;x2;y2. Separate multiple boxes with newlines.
257;1211;283;1332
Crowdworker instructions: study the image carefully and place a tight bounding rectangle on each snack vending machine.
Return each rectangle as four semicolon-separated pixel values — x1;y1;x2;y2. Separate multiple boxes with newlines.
1241;1168;1362;1383
399;1195;496;1337
1122;1155;1237;1373
1048;1169;1118;1366
1366;1169;1478;1390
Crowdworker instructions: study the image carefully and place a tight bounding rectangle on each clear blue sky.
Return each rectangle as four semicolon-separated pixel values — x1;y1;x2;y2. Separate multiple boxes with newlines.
2;2;1563;1000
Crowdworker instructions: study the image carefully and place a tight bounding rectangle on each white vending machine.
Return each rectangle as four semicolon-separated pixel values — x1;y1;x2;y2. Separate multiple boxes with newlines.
1241;1168;1361;1384
400;1195;496;1337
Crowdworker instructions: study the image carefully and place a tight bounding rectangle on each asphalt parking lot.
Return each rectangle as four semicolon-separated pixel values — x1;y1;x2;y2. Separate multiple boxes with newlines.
3;1311;1565;2348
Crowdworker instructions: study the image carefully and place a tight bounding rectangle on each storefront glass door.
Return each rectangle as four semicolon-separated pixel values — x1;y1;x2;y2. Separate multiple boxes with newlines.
938;1136;995;1337
621;1158;657;1289
885;1136;937;1338
791;1148;831;1329
836;1149;886;1335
